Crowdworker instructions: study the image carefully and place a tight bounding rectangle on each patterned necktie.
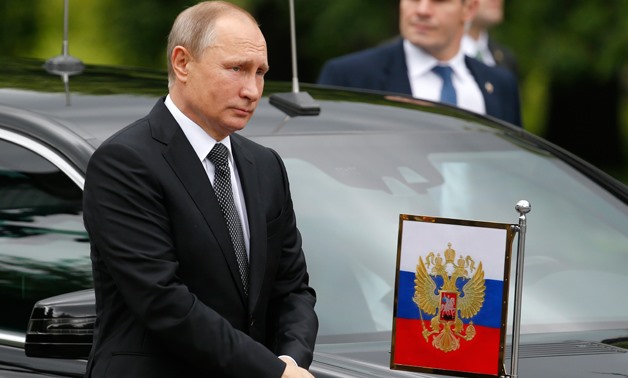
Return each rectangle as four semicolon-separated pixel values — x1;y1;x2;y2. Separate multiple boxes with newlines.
432;65;457;106
207;143;249;296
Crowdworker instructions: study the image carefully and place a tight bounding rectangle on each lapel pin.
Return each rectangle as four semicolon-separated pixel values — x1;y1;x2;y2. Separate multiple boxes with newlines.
485;82;494;94
494;50;504;63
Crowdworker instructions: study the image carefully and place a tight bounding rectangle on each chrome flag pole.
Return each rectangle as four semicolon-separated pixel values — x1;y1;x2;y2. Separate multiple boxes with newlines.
509;200;531;378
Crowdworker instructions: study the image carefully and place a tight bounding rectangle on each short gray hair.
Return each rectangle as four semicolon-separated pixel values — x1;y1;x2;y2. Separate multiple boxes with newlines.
166;1;257;88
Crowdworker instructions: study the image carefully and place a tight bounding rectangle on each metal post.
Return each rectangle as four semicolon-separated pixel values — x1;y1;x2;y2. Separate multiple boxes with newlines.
62;0;70;56
62;0;71;106
44;0;84;106
288;0;300;93
510;200;531;378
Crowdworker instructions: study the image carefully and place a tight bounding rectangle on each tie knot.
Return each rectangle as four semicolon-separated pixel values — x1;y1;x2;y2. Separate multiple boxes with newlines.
432;65;453;81
207;143;229;168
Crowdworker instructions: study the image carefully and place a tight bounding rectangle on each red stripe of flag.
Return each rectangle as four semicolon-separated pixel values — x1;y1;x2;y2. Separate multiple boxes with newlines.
393;318;501;376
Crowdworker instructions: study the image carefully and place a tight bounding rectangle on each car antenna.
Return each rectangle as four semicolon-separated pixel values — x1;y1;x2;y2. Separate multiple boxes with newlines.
268;0;320;117
44;0;85;106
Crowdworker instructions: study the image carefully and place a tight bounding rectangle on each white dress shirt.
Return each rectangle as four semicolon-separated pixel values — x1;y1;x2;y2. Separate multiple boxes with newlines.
164;95;250;258
462;31;496;66
403;39;486;115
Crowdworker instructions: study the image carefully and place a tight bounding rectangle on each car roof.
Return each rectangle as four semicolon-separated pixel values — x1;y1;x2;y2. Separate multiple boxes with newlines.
0;57;510;136
1;57;626;202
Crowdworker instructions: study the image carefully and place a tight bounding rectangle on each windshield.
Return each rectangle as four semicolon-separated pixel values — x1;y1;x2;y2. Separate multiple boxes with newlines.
257;129;628;337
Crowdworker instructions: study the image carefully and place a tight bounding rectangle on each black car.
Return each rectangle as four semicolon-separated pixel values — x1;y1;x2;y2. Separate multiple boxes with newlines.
1;58;627;377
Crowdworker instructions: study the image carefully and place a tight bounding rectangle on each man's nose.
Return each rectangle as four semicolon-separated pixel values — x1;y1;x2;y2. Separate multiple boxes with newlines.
241;75;262;101
414;0;433;15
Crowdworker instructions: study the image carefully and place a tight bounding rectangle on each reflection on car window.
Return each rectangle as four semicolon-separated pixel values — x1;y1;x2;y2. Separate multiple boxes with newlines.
262;132;628;337
0;140;91;333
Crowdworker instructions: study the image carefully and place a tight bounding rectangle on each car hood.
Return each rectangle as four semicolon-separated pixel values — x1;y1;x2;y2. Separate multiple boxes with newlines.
310;332;628;377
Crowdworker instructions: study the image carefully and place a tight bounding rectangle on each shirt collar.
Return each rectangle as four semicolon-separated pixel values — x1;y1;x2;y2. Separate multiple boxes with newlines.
463;31;490;53
164;94;233;162
446;49;468;79
476;31;490;51
403;39;467;80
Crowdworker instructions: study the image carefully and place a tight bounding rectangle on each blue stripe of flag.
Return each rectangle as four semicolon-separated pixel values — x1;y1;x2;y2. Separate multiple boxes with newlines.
396;270;504;329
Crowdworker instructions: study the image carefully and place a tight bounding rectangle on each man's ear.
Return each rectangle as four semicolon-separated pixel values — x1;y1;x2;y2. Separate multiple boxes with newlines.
463;0;480;22
171;46;192;83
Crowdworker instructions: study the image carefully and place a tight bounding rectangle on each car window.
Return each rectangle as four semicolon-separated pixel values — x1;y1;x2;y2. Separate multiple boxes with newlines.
259;131;628;337
0;139;91;333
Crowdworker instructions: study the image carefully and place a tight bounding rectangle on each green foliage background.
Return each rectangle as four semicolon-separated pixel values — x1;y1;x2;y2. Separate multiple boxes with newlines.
1;0;627;182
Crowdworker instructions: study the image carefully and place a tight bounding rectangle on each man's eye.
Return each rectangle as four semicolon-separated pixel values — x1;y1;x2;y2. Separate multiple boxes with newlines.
231;66;241;72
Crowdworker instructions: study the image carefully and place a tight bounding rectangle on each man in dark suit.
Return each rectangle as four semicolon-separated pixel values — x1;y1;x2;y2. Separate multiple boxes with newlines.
462;0;519;75
82;2;317;377
318;0;521;127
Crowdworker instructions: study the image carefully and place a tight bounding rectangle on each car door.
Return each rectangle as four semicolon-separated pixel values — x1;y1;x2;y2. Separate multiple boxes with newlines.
0;129;90;377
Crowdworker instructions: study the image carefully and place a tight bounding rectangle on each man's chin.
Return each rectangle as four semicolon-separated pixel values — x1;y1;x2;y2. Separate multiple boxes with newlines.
405;34;434;48
224;120;250;134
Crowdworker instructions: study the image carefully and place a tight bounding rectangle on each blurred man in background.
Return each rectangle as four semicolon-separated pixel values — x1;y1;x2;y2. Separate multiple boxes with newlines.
318;0;521;127
462;0;518;74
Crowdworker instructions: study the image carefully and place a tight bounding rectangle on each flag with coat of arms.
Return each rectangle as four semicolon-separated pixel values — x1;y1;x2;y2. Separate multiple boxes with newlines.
391;215;515;377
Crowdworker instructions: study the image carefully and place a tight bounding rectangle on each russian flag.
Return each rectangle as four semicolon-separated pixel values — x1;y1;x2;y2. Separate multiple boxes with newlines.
391;219;511;377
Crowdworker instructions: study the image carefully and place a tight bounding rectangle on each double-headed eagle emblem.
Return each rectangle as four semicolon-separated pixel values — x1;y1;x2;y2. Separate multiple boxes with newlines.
413;242;486;352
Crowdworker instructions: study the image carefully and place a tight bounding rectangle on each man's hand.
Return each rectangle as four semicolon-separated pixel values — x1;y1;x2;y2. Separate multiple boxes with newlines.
279;356;314;378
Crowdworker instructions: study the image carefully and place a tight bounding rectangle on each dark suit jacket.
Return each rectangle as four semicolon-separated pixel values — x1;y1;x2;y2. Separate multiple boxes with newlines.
488;38;519;76
83;98;318;377
317;39;522;127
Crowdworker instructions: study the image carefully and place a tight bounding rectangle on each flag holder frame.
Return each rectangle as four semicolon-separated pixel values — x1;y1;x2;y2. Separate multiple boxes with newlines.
390;200;531;377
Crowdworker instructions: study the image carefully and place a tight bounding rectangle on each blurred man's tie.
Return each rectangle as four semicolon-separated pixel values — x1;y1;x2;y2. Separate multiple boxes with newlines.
432;65;457;106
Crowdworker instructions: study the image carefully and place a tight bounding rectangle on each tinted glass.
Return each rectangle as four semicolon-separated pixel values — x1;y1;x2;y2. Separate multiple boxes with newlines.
256;128;628;337
0;140;91;333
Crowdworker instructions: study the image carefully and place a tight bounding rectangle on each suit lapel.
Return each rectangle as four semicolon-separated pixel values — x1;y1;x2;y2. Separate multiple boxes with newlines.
231;135;266;310
384;40;413;95
149;99;249;302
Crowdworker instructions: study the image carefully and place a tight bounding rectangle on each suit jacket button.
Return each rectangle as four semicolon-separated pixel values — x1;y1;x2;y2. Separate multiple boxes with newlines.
250;317;256;327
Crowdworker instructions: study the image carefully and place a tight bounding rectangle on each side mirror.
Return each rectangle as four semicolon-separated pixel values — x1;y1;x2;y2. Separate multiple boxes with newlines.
25;289;95;359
